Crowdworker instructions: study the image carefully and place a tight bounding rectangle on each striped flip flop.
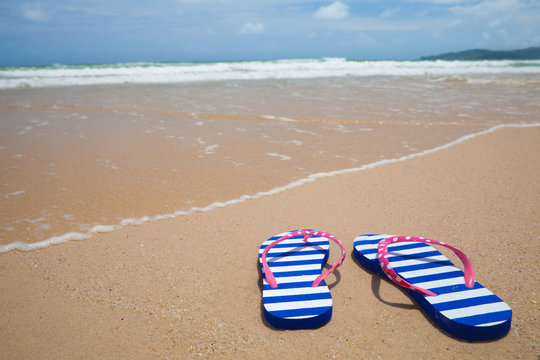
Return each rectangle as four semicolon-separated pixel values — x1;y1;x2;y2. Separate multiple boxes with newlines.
353;234;512;341
259;229;346;329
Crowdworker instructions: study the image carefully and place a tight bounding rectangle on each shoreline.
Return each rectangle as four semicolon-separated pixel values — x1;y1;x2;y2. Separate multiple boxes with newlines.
3;75;538;246
2;122;537;254
1;125;538;359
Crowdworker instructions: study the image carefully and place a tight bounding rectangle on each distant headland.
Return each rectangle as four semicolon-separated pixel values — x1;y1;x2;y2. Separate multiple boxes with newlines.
420;46;540;60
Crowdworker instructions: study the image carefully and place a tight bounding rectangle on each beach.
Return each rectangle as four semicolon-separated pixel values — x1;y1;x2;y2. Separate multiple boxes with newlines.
1;60;539;359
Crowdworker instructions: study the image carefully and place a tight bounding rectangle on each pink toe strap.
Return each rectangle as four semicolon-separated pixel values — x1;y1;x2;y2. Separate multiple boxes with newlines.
378;236;475;297
262;230;346;289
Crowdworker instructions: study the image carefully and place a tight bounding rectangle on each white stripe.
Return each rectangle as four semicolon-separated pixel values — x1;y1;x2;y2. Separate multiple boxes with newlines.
285;315;315;320
265;253;325;263
264;298;332;312
387;245;437;257
441;302;511;319
259;244;329;254
364;253;379;260
354;234;394;241
475;320;506;327
426;288;494;305
411;276;465;290
261;239;329;248
263;274;318;286
400;265;460;279
263;286;329;298
354;244;380;252
263;232;291;241
266;263;321;273
386;255;449;266
357;243;434;259
261;236;328;246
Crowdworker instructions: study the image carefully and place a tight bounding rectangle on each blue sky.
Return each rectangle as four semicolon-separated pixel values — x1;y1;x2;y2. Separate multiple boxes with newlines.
1;0;539;65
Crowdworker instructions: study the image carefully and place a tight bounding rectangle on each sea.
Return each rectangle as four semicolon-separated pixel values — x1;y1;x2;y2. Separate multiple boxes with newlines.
2;58;540;89
1;58;539;252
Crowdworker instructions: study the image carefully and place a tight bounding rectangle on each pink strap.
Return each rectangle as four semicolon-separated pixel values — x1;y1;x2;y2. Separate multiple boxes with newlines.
378;236;475;297
262;230;346;289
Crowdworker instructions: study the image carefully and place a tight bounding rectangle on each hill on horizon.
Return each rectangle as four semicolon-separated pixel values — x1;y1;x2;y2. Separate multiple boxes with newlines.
420;46;540;60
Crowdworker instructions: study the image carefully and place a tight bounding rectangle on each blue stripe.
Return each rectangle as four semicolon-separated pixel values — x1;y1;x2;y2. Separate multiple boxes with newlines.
392;260;454;273
428;282;485;295
264;259;324;267
263;281;315;290
358;248;378;255
270;269;322;278
261;240;328;249
452;310;512;326
388;242;432;251
388;250;442;262
266;234;307;241
406;270;464;284
263;292;332;304
434;295;503;312
266;231;317;241
359;242;430;255
355;239;382;246
261;249;327;259
268;306;332;318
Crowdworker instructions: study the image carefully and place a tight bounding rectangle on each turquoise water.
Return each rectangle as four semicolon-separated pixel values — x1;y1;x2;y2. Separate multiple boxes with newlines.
1;58;540;89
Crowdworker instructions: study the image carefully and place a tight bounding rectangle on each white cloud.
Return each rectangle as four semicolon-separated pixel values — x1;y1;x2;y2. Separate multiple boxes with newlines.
334;18;420;32
21;2;51;22
380;7;400;18
450;0;519;17
238;22;265;35
314;1;349;20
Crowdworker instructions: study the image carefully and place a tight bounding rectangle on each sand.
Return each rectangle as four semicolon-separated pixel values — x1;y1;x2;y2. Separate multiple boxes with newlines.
1;125;538;359
0;100;487;247
2;77;535;247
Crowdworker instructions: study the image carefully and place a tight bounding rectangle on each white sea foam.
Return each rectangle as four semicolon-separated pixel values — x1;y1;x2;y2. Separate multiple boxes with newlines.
1;59;539;89
263;115;297;122
5;190;25;198
203;144;219;154
17;126;33;135
266;152;292;161
0;123;538;253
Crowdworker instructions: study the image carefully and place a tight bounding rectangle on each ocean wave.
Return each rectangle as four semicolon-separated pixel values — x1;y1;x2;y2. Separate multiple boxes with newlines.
1;58;540;89
430;75;540;86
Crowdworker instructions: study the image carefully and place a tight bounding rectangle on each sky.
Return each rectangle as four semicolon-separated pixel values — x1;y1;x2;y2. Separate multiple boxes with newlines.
1;0;539;66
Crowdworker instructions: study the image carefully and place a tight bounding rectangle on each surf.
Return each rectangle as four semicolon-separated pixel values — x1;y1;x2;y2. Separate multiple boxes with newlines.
1;58;540;89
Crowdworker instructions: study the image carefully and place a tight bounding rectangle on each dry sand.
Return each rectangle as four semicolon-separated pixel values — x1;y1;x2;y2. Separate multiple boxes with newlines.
1;126;538;359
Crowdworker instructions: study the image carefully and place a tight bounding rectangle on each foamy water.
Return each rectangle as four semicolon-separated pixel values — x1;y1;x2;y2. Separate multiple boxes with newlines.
1;58;540;89
1;123;538;253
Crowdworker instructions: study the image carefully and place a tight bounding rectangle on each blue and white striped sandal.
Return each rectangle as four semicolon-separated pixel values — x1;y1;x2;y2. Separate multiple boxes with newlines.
259;230;346;329
353;234;512;341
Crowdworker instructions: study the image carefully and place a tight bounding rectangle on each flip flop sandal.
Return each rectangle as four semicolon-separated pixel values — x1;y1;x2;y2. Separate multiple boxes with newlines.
353;234;512;341
259;229;346;329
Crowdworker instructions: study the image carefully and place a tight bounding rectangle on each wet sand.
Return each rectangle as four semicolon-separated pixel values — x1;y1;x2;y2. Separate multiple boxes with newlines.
2;78;538;247
1;125;538;359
